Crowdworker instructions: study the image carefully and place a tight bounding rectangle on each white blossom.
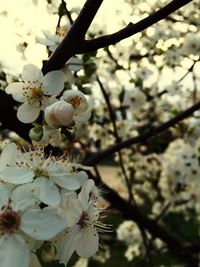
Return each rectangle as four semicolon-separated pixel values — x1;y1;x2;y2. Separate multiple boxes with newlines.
5;64;65;123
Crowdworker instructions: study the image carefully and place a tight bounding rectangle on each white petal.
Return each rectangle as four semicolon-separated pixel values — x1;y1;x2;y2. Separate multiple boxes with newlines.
73;171;88;187
76;227;99;258
42;71;65;96
34;177;60;206
74;108;91;123
22;64;43;83
78;179;95;210
21;208;65;240
17;102;40;123
29;253;41;267
11;184;38;212
59;226;81;266
53;176;80;190
5;82;26;102
0;143;18;169
0;235;30;267
0;167;34;184
62;197;82;227
0;183;11;208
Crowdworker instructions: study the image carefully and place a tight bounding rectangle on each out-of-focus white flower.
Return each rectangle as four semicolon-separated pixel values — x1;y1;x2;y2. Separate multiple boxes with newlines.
57;179;105;266
61;90;91;123
123;87;146;113
44;101;74;128
0;184;65;267
5;64;65;123
117;220;143;261
181;32;200;56
36;29;66;53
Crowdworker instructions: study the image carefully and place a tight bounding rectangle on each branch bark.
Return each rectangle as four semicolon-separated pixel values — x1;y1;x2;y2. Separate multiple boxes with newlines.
78;0;193;53
83;101;200;165
42;0;104;74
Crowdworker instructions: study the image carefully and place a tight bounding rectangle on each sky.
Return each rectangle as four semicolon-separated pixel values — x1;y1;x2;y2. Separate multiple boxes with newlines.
0;0;133;74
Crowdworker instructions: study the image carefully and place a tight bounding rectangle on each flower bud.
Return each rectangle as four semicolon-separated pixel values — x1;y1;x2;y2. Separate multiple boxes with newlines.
45;101;74;128
29;126;43;141
41;241;56;263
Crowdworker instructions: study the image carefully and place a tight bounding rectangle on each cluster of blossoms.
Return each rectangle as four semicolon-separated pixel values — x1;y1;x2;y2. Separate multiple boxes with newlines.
5;64;91;145
0;143;105;267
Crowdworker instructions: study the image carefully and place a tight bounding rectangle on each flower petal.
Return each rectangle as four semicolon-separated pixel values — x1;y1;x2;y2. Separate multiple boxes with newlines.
0;183;11;208
0;143;18;169
34;177;61;206
0;235;30;267
42;70;65;96
0;167;34;184
59;226;81;266
76;227;99;258
78;179;95;210
22;64;43;83
72;171;88;187
53;175;80;190
5;82;26;102
29;253;42;267
17;101;40;123
11;184;38;212
21;208;65;240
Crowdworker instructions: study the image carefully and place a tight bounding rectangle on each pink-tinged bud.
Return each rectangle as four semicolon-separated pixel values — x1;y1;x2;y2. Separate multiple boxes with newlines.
44;101;74;128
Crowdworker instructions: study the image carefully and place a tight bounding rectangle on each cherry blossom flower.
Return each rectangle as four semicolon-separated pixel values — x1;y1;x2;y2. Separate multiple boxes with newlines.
57;179;107;266
0;184;65;267
61;90;91;124
5;64;65;123
0;143;87;206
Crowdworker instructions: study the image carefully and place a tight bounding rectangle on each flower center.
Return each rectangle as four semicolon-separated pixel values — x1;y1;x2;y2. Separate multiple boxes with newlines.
78;211;90;229
56;26;68;37
32;87;43;99
34;167;49;178
0;210;21;234
68;96;82;108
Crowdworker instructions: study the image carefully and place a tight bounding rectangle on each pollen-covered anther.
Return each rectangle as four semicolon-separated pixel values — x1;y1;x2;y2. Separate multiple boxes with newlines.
68;96;82;108
31;87;43;99
0;210;21;234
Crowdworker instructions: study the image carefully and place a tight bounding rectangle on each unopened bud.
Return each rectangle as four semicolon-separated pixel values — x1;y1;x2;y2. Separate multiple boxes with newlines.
44;101;74;128
29;126;43;142
41;241;56;263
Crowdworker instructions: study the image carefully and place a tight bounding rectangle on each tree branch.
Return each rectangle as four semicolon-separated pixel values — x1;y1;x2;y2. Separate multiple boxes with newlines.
83;101;200;165
42;0;104;74
0;91;31;141
79;0;193;53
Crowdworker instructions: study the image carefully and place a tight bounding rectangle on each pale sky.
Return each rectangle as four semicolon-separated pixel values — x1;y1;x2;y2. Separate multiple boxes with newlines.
0;0;133;74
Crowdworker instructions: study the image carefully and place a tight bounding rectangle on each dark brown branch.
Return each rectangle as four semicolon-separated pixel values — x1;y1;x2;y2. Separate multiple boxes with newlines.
42;0;104;74
0;91;31;141
83;101;200;166
97;76;134;202
79;0;193;53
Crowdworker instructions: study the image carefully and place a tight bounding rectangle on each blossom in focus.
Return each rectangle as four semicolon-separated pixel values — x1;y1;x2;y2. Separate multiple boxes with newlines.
5;64;65;123
61;90;91;124
57;179;105;265
0;184;65;267
0;143;87;206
